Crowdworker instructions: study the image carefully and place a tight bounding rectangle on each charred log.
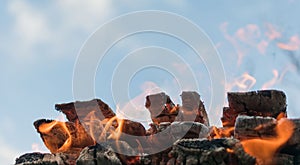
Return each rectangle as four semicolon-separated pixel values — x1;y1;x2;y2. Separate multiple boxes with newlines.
273;154;294;165
234;115;277;140
121;119;146;137
179;91;210;126
169;138;256;165
168;122;209;139
280;119;300;156
15;152;68;165
145;92;179;124
55;99;115;123
210;126;235;139
33;119;94;155
109;141;140;165
76;143;122;165
222;90;286;127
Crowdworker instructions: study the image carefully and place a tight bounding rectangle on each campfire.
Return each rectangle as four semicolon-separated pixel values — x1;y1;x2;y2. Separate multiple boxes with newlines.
15;90;300;165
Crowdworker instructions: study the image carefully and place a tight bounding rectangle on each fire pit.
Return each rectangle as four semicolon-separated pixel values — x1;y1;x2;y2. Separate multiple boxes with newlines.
15;90;300;165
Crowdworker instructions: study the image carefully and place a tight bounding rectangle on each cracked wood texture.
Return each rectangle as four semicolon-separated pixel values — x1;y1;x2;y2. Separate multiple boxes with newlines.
222;90;286;127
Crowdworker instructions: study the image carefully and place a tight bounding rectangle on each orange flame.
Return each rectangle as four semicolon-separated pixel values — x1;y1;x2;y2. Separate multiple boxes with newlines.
278;65;297;82
261;70;279;89
241;118;294;165
38;120;72;153
220;22;245;66
257;40;269;55
169;105;179;114
265;23;281;40
226;148;234;153
98;112;125;142
211;126;234;139
226;72;256;92
261;65;296;90
276;112;287;120
277;35;300;51
108;117;125;140
82;110;109;142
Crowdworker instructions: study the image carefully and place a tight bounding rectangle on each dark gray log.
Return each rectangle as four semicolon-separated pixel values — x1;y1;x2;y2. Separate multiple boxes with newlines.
272;154;294;165
169;122;209;139
15;152;71;165
209;126;235;138
222;90;286;127
234;115;277;140
109;141;140;165
280;119;300;155
293;155;300;165
76;143;122;165
228;90;286;114
169;138;256;165
147;122;209;150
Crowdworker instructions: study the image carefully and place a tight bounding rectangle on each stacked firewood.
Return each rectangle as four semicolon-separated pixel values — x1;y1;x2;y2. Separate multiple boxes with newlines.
15;90;300;165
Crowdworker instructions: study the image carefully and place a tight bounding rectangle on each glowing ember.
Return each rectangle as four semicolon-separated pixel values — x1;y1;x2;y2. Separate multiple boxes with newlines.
125;156;140;165
241;118;294;165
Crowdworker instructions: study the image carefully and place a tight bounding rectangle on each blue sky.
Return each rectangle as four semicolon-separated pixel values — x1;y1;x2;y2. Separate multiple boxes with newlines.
1;1;300;164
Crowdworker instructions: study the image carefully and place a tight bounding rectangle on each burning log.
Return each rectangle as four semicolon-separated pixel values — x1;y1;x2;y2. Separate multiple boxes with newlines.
179;91;210;126
234;115;277;140
34;119;95;154
142;121;210;164
55;99;115;123
121;119;146;137
111;118;146;150
222;90;287;127
240;118;294;165
146;122;209;150
145;92;179;124
210;126;235;139
151;121;210;139
280;119;300;155
168;121;209;139
55;99;146;141
168;138;256;165
16;89;300;165
235;115;300;164
145;91;210;126
33;119;96;164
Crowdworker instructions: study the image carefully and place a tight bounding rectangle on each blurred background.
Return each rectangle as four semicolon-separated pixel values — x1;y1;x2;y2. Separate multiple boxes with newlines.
1;1;300;164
